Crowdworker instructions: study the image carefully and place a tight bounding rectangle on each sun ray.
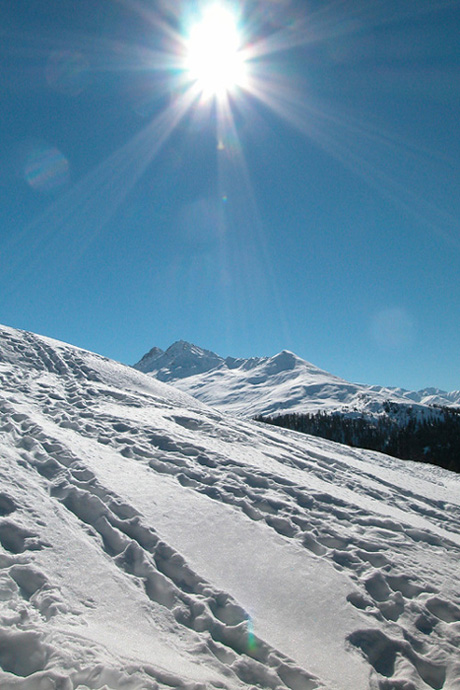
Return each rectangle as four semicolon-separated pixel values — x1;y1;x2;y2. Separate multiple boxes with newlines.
7;0;455;298
214;91;292;345
247;73;460;250
1;85;198;294
175;0;460;269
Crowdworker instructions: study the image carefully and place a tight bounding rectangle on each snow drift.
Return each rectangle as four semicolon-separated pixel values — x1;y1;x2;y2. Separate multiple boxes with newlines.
1;324;460;690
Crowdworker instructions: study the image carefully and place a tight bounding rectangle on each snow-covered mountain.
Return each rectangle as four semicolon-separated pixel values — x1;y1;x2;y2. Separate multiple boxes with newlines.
1;323;460;690
386;386;460;407
134;341;460;417
136;341;224;380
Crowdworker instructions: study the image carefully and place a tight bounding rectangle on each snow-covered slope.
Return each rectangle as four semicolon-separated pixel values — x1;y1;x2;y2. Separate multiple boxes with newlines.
134;341;460;417
1;323;460;690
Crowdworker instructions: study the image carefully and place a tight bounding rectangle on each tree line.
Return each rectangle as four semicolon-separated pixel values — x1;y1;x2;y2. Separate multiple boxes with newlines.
255;404;460;473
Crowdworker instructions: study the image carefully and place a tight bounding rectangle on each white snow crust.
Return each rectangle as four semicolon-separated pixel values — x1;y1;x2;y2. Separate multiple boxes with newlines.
1;323;460;690
134;342;460;417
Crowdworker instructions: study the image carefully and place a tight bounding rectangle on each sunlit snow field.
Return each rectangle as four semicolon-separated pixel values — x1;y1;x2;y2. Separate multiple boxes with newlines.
0;324;459;690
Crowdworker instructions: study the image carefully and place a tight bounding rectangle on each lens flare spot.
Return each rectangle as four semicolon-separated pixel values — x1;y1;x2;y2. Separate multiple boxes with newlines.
46;50;90;96
247;616;257;653
24;146;70;193
370;307;416;350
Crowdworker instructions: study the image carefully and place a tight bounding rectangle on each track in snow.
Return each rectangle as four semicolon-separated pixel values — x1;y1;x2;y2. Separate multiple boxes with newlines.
1;324;459;690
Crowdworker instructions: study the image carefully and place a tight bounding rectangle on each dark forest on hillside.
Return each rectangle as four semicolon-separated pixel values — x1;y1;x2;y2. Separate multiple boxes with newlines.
255;405;460;473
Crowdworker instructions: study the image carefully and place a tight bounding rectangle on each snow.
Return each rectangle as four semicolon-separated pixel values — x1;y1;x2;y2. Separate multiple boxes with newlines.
135;341;225;381
1;323;460;690
134;341;460;416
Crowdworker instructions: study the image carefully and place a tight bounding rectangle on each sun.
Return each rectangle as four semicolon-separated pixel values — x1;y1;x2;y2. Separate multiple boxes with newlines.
184;4;247;99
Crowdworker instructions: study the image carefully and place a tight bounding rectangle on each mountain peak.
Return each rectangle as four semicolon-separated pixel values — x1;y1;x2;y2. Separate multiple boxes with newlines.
273;349;298;366
166;340;192;349
133;339;460;417
165;340;215;358
134;340;223;381
135;346;164;370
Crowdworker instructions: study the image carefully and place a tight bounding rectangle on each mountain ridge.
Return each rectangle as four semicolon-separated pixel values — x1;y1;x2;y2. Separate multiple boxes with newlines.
134;340;460;417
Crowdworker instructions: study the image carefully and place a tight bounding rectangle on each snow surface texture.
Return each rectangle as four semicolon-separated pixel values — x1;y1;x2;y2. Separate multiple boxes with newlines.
134;341;460;417
0;323;459;690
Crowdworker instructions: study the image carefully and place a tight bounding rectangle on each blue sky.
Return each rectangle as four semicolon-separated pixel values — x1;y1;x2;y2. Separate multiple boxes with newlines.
1;0;460;391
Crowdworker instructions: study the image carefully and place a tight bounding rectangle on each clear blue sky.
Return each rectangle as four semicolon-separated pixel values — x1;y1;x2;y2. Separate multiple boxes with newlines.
1;0;460;391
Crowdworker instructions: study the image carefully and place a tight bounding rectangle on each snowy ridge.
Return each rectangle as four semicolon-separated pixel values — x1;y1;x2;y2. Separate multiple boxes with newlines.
136;341;225;381
1;324;460;689
134;341;460;417
386;386;460;408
